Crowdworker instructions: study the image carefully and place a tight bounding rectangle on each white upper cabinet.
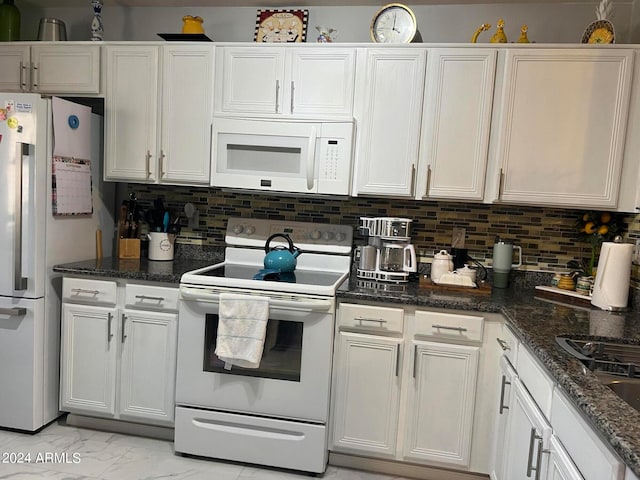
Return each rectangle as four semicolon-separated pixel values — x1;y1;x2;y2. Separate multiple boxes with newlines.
352;48;426;197
489;48;634;209
416;48;496;201
0;44;100;94
215;46;355;118
104;44;214;185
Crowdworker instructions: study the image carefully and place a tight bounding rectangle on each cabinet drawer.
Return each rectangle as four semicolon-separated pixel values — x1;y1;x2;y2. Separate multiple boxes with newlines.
499;323;519;367
62;277;117;305
414;310;484;343
516;346;554;419
338;303;404;334
124;284;179;311
551;389;624;480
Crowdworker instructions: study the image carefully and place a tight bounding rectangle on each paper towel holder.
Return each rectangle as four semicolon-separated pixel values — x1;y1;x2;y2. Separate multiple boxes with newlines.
590;238;633;311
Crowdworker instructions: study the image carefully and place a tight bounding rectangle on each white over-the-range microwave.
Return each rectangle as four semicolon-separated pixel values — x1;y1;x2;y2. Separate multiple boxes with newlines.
210;116;354;195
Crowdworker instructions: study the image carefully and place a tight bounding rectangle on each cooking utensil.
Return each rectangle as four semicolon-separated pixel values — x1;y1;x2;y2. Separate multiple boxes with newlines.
163;211;170;233
263;234;302;273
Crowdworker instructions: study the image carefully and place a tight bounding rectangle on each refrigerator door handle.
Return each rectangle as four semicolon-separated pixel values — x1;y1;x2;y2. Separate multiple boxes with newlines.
13;143;28;291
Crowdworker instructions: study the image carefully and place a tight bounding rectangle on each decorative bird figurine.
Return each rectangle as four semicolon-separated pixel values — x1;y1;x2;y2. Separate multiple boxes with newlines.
517;24;530;43
471;23;491;43
490;19;507;43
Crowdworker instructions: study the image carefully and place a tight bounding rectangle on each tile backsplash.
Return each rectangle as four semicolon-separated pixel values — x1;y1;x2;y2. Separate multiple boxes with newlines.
128;185;640;278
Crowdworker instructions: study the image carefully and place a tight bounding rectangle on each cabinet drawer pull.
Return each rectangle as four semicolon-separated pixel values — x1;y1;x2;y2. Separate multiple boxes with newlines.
412;344;418;378
497;168;504;199
31;63;39;89
432;324;467;333
526;428;545;478
395;344;401;377
107;312;113;342
72;288;100;295
496;337;511;351
0;307;26;316
160;150;166;178
135;294;165;302
275;79;280;113
425;164;432;197
290;81;295;114
19;61;28;90
499;375;510;414
410;164;416;197
121;314;127;343
145;150;152;178
355;316;387;325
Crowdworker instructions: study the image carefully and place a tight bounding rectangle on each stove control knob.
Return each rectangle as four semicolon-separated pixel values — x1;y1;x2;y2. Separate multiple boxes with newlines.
245;226;256;235
322;231;334;241
335;232;346;242
310;230;322;240
232;225;244;235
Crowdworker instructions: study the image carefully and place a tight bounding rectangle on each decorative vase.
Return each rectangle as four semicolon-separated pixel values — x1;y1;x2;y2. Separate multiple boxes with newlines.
91;0;103;41
0;0;20;42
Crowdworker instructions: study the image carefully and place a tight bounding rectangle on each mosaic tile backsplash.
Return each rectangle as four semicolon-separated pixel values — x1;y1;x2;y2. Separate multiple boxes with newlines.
127;185;640;281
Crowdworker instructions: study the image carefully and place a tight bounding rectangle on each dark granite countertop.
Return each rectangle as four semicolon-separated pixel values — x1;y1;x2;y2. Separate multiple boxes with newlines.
51;258;640;476
340;277;640;477
52;257;219;284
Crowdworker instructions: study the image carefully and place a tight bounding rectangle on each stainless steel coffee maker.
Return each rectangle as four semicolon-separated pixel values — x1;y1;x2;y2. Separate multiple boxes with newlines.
357;217;417;283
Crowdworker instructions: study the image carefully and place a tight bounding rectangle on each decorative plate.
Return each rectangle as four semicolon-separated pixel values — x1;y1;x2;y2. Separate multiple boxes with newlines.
581;19;615;44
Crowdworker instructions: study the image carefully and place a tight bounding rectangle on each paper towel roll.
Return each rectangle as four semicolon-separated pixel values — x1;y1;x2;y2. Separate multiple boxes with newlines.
590;242;634;311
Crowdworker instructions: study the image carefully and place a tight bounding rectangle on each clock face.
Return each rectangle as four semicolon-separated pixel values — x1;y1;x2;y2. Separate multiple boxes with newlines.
371;3;417;43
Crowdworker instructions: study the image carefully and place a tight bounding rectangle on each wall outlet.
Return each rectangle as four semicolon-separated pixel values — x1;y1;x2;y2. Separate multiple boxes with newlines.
452;228;466;248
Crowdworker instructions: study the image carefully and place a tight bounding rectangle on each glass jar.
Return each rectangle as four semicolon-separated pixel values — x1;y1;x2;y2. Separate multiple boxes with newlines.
576;276;594;296
0;0;20;42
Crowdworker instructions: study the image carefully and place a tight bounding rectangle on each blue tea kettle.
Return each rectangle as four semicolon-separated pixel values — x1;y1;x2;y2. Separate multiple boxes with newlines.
263;233;302;273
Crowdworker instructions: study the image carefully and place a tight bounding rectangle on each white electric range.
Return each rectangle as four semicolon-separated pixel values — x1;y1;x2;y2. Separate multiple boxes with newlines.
175;217;353;474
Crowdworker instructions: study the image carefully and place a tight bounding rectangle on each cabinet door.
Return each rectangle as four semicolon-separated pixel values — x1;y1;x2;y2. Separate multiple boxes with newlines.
31;45;100;94
403;340;479;467
119;309;177;424
547;436;584;480
492;356;517;480
288;48;355;117
104;46;159;182
216;47;285;114
332;331;402;457
494;49;634;208
60;303;118;417
0;45;29;91
503;378;552;480
417;48;496;201
353;49;426;197
160;45;214;184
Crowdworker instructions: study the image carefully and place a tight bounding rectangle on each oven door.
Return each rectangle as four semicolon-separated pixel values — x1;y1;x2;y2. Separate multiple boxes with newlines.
176;287;335;423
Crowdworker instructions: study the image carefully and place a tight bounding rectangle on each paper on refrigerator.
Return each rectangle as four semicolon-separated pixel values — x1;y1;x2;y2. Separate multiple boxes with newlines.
52;97;91;159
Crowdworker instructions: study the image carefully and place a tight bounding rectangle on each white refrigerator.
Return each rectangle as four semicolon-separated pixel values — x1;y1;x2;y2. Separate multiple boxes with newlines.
0;93;114;431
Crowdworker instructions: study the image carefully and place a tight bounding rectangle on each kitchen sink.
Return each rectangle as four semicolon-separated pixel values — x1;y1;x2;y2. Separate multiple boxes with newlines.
556;336;640;412
597;375;640;412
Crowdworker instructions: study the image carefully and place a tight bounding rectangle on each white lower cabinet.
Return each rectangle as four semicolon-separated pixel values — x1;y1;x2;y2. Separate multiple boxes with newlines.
547;435;583;480
331;302;499;474
503;378;552;479
331;331;402;456
60;277;178;426
403;340;479;467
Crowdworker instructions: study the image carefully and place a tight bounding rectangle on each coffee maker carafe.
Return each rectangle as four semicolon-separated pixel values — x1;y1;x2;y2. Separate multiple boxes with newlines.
357;217;417;283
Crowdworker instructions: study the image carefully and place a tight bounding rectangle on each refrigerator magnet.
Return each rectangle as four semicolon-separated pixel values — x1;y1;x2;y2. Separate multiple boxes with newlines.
0;108;6;121
0;134;3;144
7;117;18;129
68;114;79;129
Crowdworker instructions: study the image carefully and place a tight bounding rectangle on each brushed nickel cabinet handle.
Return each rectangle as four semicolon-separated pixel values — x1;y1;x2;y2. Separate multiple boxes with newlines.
412;344;418;378
425;164;432;197
275;79;280;113
0;307;26;316
290;81;295;114
160;150;166;178
432;324;467;333
31;63;39;89
499;375;510;414
72;288;100;295
135;294;165;302
496;338;511;351
355;316;387;325
145;150;152;178
107;313;113;342
395;344;401;377
121;314;127;343
14;143;28;291
19;61;28;90
497;168;505;199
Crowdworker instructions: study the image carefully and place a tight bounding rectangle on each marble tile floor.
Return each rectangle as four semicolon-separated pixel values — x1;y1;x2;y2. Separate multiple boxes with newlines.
0;417;411;480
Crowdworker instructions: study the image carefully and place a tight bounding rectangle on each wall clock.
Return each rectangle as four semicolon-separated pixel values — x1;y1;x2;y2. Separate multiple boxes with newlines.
370;3;417;44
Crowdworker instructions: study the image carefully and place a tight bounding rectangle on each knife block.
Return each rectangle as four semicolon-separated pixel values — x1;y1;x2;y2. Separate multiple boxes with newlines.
118;238;140;259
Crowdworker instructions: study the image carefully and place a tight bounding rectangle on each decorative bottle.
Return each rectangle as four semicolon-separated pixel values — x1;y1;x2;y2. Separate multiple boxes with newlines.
0;0;20;42
91;0;103;41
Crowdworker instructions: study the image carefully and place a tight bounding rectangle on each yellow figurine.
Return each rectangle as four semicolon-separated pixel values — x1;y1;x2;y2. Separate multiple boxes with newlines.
471;23;491;43
517;24;530;43
490;19;507;43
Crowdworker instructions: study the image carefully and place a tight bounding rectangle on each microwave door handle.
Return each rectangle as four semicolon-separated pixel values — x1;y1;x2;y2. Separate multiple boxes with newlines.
306;127;317;191
14;143;28;291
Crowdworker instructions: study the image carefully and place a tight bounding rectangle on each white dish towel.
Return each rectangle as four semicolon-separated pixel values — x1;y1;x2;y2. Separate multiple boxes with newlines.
215;293;269;369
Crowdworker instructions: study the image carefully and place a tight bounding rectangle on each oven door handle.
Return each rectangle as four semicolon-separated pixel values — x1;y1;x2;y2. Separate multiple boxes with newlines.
180;286;333;312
